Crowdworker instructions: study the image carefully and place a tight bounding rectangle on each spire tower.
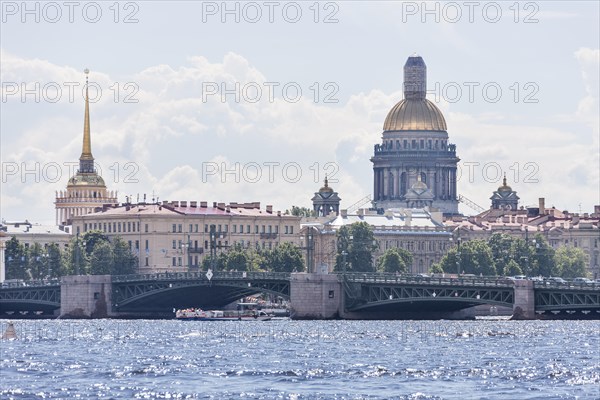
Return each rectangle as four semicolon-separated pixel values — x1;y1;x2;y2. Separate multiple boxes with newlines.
79;68;94;174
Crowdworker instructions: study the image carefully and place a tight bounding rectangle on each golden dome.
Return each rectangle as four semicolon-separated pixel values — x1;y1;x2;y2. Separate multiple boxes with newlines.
383;98;447;131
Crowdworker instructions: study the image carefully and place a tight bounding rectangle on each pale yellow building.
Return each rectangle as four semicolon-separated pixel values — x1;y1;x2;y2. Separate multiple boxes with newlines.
70;201;301;273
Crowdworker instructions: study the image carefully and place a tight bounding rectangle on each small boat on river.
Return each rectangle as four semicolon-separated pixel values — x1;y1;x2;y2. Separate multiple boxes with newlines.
175;308;272;321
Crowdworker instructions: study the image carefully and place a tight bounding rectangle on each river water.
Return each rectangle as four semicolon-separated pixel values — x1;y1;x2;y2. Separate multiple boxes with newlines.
0;319;598;399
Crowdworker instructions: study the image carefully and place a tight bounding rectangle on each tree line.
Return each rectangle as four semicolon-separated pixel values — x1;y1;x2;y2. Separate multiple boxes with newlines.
4;231;137;280
431;232;589;278
201;241;305;273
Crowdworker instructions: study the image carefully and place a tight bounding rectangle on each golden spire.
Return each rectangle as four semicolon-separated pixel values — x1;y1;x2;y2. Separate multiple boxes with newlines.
502;173;507;187
324;175;329;188
80;68;93;161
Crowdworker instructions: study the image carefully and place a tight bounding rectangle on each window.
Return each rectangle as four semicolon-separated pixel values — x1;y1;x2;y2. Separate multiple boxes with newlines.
178;240;182;249
108;224;112;233
172;240;176;249
145;257;149;266
268;225;272;233
145;240;149;250
135;240;139;250
189;224;193;233
289;226;294;234
255;225;259;234
261;225;265;233
218;224;222;233
275;226;279;234
118;222;121;233
178;224;182;233
172;257;176;266
233;225;237;233
172;224;177;233
128;222;131;232
204;240;208;249
285;226;289;234
103;223;107;232
195;224;198;233
246;225;250;233
84;223;87;232
205;224;208;233
145;224;149;233
178;257;182;266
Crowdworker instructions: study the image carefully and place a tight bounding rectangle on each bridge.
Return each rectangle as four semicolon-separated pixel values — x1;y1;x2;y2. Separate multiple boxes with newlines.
112;271;291;313
1;273;599;319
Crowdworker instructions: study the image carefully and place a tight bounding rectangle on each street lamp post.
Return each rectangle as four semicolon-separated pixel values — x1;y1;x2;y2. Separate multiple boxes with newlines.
456;237;462;276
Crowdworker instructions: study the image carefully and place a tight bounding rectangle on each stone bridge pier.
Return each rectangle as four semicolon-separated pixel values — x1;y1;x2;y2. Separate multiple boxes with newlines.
512;279;535;319
60;275;114;318
289;273;342;319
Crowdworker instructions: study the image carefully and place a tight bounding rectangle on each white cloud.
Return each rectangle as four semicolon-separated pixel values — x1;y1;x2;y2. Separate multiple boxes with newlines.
1;49;599;224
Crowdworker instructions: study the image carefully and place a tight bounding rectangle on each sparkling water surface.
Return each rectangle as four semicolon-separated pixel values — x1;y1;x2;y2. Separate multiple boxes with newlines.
1;319;598;399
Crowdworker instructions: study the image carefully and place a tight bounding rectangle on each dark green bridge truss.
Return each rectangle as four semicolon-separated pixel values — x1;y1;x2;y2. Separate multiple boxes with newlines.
0;283;61;313
1;274;599;316
111;271;291;312
343;274;515;312
534;283;600;312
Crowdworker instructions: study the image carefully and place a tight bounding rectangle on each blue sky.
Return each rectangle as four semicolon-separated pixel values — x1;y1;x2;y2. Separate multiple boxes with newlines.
1;1;599;224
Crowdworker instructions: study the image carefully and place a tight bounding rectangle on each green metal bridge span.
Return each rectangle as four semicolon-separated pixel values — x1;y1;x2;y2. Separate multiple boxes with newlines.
1;273;599;317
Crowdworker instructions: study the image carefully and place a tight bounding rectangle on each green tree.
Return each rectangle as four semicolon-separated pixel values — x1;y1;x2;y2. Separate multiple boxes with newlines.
5;237;27;280
334;222;378;272
225;244;251;271
429;263;444;274
504;259;523;276
377;247;412;274
46;243;63;278
27;242;47;280
112;237;137;275
82;230;110;255
90;241;114;275
63;236;89;275
285;206;315;217
438;239;496;276
201;253;227;271
269;242;304;272
556;246;588;278
488;233;531;276
530;234;557;277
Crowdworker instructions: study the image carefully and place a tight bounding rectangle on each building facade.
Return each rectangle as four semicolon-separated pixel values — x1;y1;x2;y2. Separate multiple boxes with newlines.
302;208;453;274
445;199;600;279
55;70;117;226
71;201;301;274
371;54;459;214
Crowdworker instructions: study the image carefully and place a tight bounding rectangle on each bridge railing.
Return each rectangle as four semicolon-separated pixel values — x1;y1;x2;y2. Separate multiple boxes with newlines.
341;273;514;287
0;279;61;289
112;271;291;283
533;281;600;290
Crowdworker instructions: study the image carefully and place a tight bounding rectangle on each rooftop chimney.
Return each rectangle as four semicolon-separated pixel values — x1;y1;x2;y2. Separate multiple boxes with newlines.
266;205;273;214
340;209;348;218
180;201;187;208
539;198;545;215
201;201;207;208
190;201;197;208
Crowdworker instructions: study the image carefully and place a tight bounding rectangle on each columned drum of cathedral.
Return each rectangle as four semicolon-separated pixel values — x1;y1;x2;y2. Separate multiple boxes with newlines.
370;54;459;215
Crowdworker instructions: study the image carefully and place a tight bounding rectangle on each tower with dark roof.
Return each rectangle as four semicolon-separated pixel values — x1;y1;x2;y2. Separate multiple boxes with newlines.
371;54;459;214
490;175;519;210
311;177;341;217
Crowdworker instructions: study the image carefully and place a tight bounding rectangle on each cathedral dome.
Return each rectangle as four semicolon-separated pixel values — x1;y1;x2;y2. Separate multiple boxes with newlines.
383;98;447;132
